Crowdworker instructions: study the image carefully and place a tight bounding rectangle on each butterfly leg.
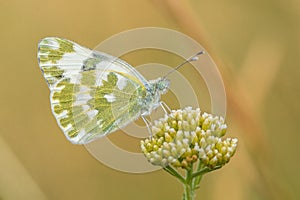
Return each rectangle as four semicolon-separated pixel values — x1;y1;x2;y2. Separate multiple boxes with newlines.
141;114;153;139
159;101;171;114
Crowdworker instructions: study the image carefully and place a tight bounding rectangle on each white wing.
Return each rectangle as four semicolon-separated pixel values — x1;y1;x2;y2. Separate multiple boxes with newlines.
38;37;148;144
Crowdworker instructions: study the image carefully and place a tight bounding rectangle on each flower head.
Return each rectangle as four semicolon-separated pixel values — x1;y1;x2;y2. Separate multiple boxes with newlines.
141;107;238;169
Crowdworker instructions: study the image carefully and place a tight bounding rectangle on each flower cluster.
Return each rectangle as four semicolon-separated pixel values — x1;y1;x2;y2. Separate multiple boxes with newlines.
141;107;238;169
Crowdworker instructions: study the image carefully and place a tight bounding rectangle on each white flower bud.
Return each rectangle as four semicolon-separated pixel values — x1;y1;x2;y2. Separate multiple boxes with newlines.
140;107;238;168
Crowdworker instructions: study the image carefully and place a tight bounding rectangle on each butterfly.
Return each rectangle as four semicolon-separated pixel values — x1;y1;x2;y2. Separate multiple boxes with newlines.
37;37;202;144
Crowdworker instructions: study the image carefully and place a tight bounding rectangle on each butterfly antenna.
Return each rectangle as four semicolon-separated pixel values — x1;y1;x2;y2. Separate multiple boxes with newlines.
162;51;205;79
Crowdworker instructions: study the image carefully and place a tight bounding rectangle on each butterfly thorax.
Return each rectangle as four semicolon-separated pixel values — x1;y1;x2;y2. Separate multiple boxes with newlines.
140;78;170;116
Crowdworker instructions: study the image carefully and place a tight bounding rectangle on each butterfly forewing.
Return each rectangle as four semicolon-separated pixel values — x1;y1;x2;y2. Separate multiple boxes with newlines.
38;37;147;144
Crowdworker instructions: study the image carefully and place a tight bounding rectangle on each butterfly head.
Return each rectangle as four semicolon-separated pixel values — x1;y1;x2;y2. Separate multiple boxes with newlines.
140;78;170;115
154;78;170;95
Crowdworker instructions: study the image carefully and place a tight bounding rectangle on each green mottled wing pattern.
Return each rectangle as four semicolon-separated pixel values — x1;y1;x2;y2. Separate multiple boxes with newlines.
38;37;147;144
38;37;91;87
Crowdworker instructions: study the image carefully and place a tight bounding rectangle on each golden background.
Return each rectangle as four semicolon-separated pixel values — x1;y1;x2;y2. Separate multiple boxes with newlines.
1;0;299;199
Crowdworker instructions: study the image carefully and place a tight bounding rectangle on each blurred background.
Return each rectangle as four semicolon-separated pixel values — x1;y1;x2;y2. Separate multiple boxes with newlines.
1;0;299;199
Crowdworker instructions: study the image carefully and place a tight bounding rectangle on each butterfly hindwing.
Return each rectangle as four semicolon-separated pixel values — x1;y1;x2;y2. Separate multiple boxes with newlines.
38;37;147;144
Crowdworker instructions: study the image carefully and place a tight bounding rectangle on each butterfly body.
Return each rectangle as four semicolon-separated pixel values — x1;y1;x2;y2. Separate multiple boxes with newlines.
38;37;169;144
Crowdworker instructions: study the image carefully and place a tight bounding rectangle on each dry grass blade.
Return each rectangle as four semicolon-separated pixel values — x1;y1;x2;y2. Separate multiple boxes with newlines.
0;137;47;200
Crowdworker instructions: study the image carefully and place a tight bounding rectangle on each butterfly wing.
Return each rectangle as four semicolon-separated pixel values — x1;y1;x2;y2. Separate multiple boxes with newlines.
38;37;148;144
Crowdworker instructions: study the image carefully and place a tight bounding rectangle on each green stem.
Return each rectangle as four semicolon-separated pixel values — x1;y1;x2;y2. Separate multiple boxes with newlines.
165;163;223;200
184;165;194;200
163;165;185;184
192;165;222;178
184;183;193;200
192;162;204;190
